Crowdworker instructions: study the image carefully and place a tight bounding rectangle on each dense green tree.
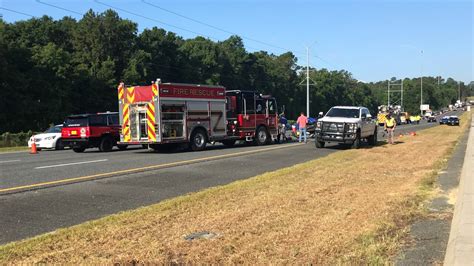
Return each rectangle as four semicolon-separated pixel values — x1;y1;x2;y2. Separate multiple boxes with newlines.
0;11;471;133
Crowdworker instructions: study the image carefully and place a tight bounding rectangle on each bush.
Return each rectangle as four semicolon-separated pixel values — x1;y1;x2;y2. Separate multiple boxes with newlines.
0;131;35;148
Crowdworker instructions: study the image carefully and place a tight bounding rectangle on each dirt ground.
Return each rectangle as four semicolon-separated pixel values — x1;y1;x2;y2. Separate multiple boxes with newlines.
0;113;470;264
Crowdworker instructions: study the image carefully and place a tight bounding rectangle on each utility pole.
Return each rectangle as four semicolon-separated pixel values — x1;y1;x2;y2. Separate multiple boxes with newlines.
401;80;404;111
306;46;310;117
387;81;390;107
299;44;317;117
420;50;423;115
387;79;403;110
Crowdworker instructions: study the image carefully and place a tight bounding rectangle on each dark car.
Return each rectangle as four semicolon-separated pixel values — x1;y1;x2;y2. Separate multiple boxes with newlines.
447;116;460;126
440;116;449;125
61;112;127;152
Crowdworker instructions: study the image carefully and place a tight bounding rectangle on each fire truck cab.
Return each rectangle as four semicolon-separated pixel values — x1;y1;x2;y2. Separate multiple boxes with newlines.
117;79;278;151
224;90;278;146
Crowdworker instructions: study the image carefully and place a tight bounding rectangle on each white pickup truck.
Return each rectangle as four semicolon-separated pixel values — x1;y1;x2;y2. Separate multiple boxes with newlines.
314;106;378;149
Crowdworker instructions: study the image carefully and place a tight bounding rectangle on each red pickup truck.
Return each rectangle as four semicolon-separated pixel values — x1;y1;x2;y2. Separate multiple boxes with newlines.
61;112;127;152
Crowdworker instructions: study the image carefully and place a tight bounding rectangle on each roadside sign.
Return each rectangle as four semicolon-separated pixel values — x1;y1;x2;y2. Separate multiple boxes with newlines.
420;104;430;111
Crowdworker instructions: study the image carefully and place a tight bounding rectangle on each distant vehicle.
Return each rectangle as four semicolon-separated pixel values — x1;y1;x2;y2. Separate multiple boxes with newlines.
440;116;450;125
427;116;437;123
424;109;433;118
409;115;421;124
447;116;460;126
61;112;127;153
315;106;377;149
399;112;409;124
28;125;65;150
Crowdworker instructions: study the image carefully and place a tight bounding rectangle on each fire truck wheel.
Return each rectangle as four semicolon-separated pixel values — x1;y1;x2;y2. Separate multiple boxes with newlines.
99;136;115;152
190;129;207;151
73;146;86;153
255;126;269;146
222;140;236;147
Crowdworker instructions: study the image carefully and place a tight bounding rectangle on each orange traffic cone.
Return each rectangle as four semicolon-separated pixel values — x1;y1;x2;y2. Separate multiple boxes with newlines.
399;134;403;138
30;142;38;154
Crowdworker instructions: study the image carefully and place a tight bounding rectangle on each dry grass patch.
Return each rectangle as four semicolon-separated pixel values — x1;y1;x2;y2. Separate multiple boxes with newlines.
0;113;471;264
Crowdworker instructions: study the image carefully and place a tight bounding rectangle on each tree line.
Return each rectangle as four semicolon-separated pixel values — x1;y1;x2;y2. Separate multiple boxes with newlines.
1;10;472;133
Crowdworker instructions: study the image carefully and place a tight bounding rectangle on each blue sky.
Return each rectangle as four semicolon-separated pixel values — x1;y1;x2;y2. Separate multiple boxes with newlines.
1;0;473;83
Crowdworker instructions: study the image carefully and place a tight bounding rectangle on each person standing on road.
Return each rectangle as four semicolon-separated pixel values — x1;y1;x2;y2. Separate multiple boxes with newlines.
279;112;288;142
297;112;308;143
384;113;397;144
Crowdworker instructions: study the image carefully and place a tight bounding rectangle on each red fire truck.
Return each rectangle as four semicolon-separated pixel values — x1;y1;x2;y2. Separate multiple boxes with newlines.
117;79;279;151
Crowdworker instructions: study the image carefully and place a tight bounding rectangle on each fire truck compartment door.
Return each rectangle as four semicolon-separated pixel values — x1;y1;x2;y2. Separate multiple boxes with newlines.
210;101;226;136
129;105;148;141
161;101;185;139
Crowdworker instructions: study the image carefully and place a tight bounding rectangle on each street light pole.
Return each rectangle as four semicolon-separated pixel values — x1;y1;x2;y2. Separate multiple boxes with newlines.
458;81;461;101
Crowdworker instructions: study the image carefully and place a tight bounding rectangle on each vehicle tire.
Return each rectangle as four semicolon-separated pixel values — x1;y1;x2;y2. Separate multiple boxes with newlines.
315;140;325;148
73;146;86;153
99;136;115;152
351;131;361;149
117;144;128;151
254;126;269;146
142;144;149;149
55;139;65;150
190;129;207;151
368;128;378;146
222;140;236;147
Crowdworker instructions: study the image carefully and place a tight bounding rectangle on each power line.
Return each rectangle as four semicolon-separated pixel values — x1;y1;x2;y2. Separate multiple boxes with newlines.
27;0;340;71
0;7;35;18
37;0;338;69
141;0;338;69
36;0;83;16
94;0;275;53
141;0;292;53
94;0;217;41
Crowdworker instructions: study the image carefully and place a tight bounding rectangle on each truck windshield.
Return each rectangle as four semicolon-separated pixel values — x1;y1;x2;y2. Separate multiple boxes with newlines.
64;117;88;127
326;108;360;118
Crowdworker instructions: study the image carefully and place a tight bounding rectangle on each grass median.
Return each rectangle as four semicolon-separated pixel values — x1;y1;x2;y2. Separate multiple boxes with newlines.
0;146;29;153
0;112;471;264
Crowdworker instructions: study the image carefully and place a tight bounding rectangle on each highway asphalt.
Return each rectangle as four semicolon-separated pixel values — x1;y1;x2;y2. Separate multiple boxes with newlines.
0;112;461;244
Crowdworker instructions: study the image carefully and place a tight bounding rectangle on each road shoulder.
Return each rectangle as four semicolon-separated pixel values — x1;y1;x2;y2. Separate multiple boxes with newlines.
395;120;470;265
444;112;474;265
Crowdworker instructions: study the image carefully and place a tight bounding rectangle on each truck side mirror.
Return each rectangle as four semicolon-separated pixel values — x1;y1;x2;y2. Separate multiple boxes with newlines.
367;114;372;119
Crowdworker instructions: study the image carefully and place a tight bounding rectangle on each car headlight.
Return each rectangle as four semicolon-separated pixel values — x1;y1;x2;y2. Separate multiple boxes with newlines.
346;123;357;132
44;136;56;140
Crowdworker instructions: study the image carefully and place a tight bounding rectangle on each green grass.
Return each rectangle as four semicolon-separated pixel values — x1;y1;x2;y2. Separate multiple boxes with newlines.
0;146;29;153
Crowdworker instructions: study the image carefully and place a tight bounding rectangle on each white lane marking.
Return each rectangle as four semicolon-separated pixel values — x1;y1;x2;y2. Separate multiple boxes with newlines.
0;159;21;164
35;159;108;169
